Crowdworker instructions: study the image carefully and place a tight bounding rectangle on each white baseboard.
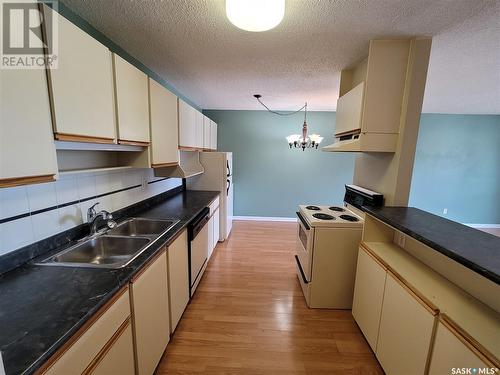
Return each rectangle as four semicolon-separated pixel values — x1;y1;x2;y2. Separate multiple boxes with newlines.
464;223;500;229
233;216;297;222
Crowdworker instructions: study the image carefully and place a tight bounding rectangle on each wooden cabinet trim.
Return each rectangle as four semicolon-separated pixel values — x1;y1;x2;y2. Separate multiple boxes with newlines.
359;242;388;270
151;162;178;168
388;270;439;316
118;139;150;147
361;242;439;315
55;133;115;144
36;286;129;374
81;317;131;375
440;315;499;368
131;248;166;283
0;174;55;188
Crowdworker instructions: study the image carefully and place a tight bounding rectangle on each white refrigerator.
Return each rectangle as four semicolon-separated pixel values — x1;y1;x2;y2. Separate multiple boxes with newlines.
187;152;233;241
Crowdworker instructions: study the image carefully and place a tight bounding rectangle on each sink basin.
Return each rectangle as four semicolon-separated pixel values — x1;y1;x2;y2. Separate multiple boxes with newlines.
107;218;177;237
37;236;151;269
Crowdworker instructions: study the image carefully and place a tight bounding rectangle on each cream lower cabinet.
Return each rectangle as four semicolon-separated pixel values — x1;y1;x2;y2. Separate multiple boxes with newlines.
130;251;170;375
167;230;190;332
352;246;387;351
376;272;436;375
113;54;150;145
42;288;133;375
149;79;179;167
213;208;220;250
428;320;492;375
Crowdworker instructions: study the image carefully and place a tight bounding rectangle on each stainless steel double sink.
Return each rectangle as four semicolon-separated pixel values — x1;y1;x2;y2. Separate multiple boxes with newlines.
35;218;178;269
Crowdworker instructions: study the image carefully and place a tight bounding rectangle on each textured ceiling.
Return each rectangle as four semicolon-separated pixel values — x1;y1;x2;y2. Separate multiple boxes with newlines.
63;0;500;113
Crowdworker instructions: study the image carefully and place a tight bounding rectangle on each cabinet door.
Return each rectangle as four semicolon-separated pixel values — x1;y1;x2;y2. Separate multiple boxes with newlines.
335;81;364;136
45;6;115;142
352;246;387;351
167;230;189;332
203;115;211;150
195;111;204;149
208;215;214;259
213;208;220;249
1;58;57;187
91;323;135;375
428;321;491;375
149;79;179;166
178;99;196;148
131;251;170;375
113;54;150;144
376;273;436;375
210;120;218;150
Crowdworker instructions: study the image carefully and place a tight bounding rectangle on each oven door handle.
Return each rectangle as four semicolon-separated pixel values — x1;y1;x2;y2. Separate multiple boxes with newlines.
294;255;309;284
296;211;310;230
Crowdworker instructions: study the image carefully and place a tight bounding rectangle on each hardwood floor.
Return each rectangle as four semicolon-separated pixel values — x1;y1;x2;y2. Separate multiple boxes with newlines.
156;221;383;374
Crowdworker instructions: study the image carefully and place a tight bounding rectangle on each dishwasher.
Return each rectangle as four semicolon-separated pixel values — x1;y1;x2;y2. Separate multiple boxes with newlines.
188;207;210;298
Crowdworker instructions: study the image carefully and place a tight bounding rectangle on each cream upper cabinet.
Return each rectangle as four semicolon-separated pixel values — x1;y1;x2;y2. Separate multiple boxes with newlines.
428;321;492;375
113;54;150;144
210;120;218;150
352;246;387;351
130;251;170;375
149;79;179;167
178;99;196;148
376;272;436;375
1;60;58;187
44;6;116;143
167;230;190;332
203;115;211;150
195;110;204;149
335;82;364;136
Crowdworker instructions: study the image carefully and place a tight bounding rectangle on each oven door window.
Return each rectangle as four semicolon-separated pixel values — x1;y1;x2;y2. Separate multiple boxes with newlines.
298;224;309;250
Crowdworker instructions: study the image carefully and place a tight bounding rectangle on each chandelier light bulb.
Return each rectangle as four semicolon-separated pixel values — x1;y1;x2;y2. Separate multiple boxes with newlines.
226;0;285;32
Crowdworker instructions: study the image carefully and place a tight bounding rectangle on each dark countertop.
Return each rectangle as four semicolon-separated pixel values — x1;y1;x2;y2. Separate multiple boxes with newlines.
363;206;500;285
0;190;219;375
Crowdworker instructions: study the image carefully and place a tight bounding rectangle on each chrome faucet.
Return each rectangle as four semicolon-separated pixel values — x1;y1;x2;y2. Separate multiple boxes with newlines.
87;202;117;235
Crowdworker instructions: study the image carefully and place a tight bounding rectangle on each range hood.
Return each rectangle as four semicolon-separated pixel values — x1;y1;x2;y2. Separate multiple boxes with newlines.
322;132;398;152
154;150;204;178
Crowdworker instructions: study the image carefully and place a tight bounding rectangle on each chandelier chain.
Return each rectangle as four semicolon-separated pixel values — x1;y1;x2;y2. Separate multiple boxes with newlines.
255;96;307;118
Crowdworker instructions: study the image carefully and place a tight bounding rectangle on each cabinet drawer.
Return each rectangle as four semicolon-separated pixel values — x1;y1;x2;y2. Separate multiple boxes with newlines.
42;288;130;375
376;272;436;375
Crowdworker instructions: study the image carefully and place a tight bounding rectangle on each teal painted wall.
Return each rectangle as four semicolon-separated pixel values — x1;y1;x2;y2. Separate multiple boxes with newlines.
56;1;200;110
203;110;355;217
205;111;499;223
409;114;500;224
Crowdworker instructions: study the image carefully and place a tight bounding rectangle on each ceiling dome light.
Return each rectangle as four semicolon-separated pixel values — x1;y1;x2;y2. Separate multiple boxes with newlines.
226;0;285;32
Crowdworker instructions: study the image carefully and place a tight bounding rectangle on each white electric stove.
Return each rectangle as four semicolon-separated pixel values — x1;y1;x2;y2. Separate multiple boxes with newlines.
298;204;364;228
295;185;383;309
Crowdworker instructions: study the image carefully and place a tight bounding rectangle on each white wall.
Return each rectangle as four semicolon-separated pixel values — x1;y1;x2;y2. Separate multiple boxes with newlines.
0;169;181;257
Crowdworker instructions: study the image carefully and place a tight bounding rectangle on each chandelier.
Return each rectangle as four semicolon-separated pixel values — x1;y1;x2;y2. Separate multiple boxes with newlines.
254;95;323;151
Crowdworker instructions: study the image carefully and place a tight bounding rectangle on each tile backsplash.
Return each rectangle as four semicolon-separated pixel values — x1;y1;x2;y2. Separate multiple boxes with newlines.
0;169;181;257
